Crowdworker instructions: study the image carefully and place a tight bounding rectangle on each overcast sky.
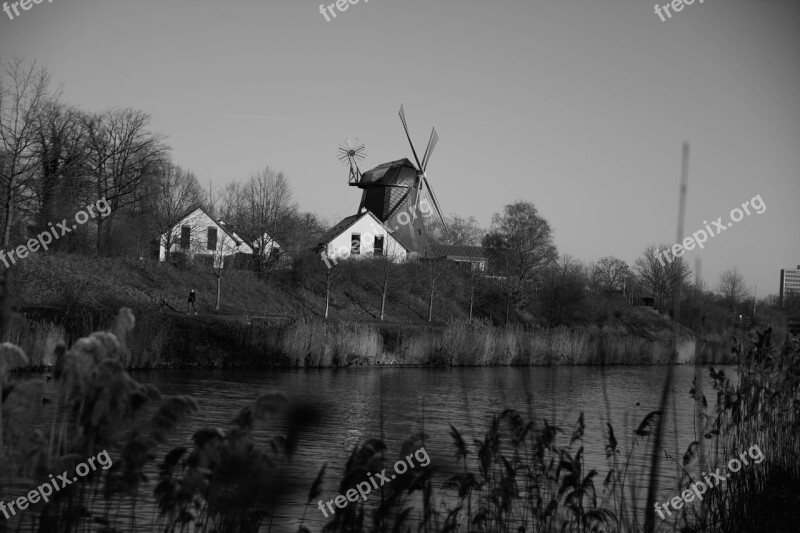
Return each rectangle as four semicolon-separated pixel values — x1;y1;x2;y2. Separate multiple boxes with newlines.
1;0;798;296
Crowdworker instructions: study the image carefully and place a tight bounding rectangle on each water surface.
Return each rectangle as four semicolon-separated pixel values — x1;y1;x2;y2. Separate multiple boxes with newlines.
8;365;731;532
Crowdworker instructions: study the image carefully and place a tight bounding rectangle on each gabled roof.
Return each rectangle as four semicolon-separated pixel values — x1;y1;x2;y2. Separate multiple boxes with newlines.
167;205;244;246
317;213;361;247
317;210;409;252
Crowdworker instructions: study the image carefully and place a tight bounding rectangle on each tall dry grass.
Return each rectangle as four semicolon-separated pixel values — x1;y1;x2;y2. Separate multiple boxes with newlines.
0;308;324;533
3;318;65;367
269;319;702;368
678;329;800;532
413;321;700;367
4;313;710;370
0;308;201;533
280;319;383;366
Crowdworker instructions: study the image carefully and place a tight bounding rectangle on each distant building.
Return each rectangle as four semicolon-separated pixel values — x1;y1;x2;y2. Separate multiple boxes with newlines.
159;207;279;268
428;243;487;271
779;265;800;307
316;209;409;263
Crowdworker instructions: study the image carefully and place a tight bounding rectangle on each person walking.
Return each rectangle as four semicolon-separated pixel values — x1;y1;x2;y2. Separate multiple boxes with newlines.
188;289;197;315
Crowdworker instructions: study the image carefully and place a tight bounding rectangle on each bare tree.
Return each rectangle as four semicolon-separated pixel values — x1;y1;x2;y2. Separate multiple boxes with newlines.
207;231;243;311
591;256;631;292
681;278;714;332
424;259;444;322
82;107;167;253
0;58;54;246
354;238;409;321
321;253;345;319
428;213;485;246
633;244;692;311
718;267;749;315
221;166;295;271
291;250;347;319
538;254;587;325
465;264;484;323
366;254;405;321
33;102;89;237
148;160;204;254
283;211;328;256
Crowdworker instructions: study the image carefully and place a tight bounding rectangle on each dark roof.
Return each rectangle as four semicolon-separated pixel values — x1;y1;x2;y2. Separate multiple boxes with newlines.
359;158;418;187
429;244;487;260
317;213;361;247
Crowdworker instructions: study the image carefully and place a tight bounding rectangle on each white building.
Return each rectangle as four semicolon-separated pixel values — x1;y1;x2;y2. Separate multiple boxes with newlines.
318;209;408;262
159;207;279;267
780;265;800;307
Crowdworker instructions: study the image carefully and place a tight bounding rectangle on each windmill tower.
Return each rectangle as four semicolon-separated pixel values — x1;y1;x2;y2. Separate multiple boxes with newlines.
338;138;366;185
349;104;449;257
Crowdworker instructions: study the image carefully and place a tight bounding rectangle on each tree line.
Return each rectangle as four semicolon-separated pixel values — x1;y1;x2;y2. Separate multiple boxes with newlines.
0;58;325;266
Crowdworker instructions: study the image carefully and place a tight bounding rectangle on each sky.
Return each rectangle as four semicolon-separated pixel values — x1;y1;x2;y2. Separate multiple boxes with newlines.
1;0;798;296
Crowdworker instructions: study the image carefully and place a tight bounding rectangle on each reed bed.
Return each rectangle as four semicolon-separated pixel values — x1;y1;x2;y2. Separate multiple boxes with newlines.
677;329;800;532
330;322;383;365
7;313;714;369
419;322;698;367
281;318;333;366
3;318;65;367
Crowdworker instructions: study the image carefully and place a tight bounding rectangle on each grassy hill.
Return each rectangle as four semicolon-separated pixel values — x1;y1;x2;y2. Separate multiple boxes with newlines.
4;253;713;369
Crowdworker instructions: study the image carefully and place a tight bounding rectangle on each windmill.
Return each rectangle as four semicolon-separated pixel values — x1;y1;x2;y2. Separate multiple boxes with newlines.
338;138;366;185
348;105;449;256
398;103;449;239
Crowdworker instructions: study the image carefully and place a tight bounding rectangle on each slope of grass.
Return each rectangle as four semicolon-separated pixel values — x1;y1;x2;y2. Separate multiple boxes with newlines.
5;253;712;368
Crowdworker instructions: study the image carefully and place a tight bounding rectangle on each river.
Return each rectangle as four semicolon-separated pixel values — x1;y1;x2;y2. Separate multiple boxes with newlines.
6;364;730;532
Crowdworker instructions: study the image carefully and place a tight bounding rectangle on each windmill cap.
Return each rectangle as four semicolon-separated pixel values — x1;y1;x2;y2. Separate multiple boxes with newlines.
358;159;418;187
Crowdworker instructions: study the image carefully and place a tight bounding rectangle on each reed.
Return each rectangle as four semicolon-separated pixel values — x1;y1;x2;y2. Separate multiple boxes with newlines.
7;307;723;369
330;321;383;365
414;321;702;367
3;318;65;367
281;318;331;366
0;308;199;533
677;329;800;532
309;409;651;532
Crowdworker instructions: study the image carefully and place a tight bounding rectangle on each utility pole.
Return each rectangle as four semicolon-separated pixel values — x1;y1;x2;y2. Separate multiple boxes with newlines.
753;284;757;319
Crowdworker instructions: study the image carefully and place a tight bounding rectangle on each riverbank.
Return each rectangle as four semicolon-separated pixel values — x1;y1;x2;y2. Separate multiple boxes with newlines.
5;253;736;369
7;305;726;369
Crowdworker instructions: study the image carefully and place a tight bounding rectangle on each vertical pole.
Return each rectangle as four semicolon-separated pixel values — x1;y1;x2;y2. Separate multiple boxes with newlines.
645;142;689;533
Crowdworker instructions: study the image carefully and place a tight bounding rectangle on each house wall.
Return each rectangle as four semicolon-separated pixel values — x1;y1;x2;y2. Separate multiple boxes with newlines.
325;215;407;262
159;210;253;267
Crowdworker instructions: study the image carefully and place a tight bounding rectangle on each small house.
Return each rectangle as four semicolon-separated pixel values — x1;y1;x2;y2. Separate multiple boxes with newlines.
317;209;408;262
159;207;279;268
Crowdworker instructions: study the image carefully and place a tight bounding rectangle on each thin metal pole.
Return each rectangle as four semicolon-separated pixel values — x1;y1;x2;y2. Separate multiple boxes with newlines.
645;142;689;532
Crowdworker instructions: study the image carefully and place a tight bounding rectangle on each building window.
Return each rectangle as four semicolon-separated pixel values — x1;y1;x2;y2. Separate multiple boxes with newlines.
207;227;217;250
351;233;361;255
374;236;384;256
180;226;190;249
